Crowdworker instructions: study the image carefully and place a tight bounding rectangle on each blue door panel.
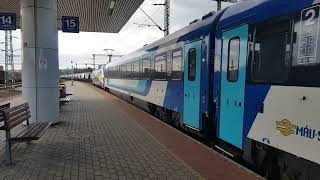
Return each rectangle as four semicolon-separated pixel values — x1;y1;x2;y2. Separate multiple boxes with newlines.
183;41;202;129
219;25;248;149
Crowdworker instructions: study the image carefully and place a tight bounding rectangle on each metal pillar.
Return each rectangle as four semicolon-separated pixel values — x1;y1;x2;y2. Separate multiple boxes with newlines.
217;0;222;11
21;0;59;123
93;54;96;69
164;0;170;36
4;30;14;87
108;55;112;63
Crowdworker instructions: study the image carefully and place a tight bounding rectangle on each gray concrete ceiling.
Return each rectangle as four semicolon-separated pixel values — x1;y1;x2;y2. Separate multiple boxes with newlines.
0;0;144;33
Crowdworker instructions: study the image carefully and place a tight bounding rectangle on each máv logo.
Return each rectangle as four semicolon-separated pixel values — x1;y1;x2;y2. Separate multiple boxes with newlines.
276;119;297;136
276;119;320;141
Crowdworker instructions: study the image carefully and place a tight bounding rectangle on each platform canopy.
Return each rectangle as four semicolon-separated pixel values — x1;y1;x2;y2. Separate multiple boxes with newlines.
0;0;144;32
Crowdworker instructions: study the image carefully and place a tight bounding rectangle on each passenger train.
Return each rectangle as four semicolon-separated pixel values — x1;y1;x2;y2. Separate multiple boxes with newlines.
90;0;320;179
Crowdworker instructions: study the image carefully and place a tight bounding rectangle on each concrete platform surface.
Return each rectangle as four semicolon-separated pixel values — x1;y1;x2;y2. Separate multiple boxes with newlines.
0;81;261;180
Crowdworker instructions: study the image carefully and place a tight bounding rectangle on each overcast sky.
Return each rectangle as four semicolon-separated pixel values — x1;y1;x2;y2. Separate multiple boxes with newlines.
0;0;232;70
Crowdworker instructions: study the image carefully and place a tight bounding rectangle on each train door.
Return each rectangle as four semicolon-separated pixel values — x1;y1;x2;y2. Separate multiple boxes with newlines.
183;40;202;129
219;25;248;149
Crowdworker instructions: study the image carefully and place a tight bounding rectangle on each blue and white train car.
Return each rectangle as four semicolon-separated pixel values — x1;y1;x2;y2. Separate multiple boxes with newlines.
103;0;320;179
104;13;220;133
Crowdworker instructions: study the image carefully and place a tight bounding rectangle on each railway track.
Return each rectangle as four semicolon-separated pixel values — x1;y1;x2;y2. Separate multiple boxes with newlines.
0;82;22;89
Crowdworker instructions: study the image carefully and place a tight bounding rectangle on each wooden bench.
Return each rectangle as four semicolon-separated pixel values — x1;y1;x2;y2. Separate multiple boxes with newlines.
0;103;10;127
59;84;72;107
0;103;52;165
65;93;73;96
59;84;67;98
60;97;70;103
0;103;10;110
0;103;10;111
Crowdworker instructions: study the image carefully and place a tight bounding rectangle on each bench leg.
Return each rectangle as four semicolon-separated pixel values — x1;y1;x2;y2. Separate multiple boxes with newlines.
5;131;12;165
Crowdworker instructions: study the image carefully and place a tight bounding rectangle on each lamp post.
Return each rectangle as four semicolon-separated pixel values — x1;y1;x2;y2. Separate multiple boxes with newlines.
153;0;170;36
104;49;114;63
213;0;237;11
103;49;123;63
71;61;74;86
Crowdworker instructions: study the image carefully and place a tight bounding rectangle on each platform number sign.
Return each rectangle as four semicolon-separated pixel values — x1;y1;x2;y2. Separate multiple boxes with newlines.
0;13;16;30
62;16;79;33
297;6;320;65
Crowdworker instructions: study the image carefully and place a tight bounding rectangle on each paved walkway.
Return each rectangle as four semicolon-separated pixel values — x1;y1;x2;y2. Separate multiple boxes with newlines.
0;81;260;180
0;82;200;180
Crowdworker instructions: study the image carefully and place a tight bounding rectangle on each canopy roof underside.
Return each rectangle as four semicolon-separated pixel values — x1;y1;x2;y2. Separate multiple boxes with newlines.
0;0;144;33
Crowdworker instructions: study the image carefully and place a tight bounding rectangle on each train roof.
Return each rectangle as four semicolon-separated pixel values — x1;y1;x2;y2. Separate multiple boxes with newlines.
107;9;225;68
218;0;318;31
107;0;320;68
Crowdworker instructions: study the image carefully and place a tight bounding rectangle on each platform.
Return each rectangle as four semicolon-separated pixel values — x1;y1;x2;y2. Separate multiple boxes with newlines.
0;81;261;180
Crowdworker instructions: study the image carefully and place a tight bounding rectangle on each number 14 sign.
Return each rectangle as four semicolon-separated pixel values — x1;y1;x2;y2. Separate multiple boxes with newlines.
62;16;79;33
0;13;16;30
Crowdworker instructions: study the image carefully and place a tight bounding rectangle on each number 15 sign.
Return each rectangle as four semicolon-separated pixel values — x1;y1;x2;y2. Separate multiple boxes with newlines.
0;13;16;30
62;16;79;33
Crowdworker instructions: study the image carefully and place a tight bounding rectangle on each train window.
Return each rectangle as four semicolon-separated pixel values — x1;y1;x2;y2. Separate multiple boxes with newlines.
188;48;196;81
108;67;114;78
251;20;291;83
172;49;183;80
111;67;117;78
115;66;121;78
121;65;126;79
227;37;240;82
289;7;320;87
293;6;320;66
141;58;151;79
155;54;167;80
132;61;140;79
126;63;132;79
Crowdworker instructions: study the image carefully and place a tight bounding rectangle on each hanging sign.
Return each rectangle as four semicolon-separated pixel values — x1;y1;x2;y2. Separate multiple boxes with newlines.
62;16;80;33
0;13;16;30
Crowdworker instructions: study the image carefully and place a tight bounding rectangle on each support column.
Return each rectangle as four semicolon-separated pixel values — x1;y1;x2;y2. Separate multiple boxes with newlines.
21;0;59;123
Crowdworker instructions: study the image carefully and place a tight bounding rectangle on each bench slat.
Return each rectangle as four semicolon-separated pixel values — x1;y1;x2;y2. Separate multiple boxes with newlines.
6;107;29;119
15;123;41;138
7;111;30;126
33;122;52;139
11;122;52;141
0;116;4;122
7;115;31;129
20;122;45;138
0;103;10;111
3;103;28;114
60;97;70;102
28;122;48;138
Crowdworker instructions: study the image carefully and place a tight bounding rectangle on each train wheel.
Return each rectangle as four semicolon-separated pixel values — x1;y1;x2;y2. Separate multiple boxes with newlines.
157;107;164;121
260;152;280;180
